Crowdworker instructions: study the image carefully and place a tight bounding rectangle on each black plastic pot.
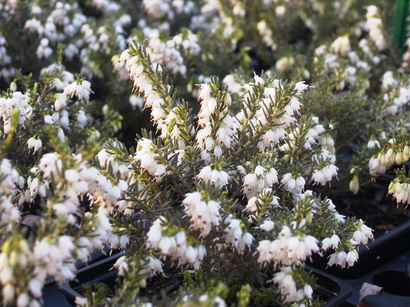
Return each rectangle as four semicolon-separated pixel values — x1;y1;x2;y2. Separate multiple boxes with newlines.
43;283;72;307
59;254;350;306
310;219;410;279
344;250;410;306
306;265;352;306
58;252;124;304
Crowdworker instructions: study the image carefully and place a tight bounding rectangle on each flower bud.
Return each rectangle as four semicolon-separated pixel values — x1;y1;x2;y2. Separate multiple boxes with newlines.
349;175;359;195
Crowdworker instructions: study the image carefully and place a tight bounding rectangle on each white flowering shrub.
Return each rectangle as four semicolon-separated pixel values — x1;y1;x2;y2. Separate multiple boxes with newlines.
83;44;373;306
1;0;410;306
0;63;128;306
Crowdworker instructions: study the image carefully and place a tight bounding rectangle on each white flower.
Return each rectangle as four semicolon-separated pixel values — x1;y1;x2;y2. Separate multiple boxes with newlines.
24;18;43;35
36;38;52;59
257;20;277;51
243;166;278;198
294;81;309;95
257;226;319;266
195;83;238;159
64;80;92;100
114;256;129;277
76;110;88;128
346;250;359;267
135;138;167;180
223;74;242;94
129;94;144;110
352;221;374;245
58;235;75;253
330;36;351;55
281;173;305;195
365;5;386;51
304;284;313;299
381;71;397;91
44;115;54;124
275;56;294;72
224;219;253;254
245;197;259;212
77;81;92;100
260;220;275;232
146;217;165;248
181;245;206;270
54;94;67;111
29;278;42;298
28;177;47;198
2;284;14;303
142;0;169;18
367;139;380;149
327;251;347;267
245;189;279;213
197;166;229;190
146;217;209;267
147;256;163;276
75;297;88;306
39;153;62;180
273;267;311;303
321;234;340;250
388;180;410;205
312;164;338;186
17;293;30;307
368;156;386;176
27;137;42;153
182;192;221;237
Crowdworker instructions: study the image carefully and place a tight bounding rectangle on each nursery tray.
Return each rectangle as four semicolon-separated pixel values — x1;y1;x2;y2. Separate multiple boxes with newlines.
59;254;351;306
58;252;124;304
306;265;352;306
344;250;410;306
310;220;410;279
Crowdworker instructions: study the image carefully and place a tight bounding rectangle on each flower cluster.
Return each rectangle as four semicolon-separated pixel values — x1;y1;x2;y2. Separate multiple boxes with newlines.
146;217;207;270
243;166;278;198
182;192;221;237
134;138;166;180
311;164;339;186
388;179;410;205
0;160;21;232
0;92;31;134
224;218;254;254
364;5;387;51
380;71;410;115
257;226;319;266
0;34;15;80
143;28;187;75
369;141;410;177
118;48;169;136
196;83;237;160
273;267;314;304
245;188;280;214
327;250;359;268
326;220;373;268
257;21;277;51
197;165;229;190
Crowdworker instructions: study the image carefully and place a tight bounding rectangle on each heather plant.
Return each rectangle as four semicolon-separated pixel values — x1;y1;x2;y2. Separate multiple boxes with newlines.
86;43;374;306
0;0;254;146
349;70;410;203
220;3;410;202
1;0;410;306
0;64;128;306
